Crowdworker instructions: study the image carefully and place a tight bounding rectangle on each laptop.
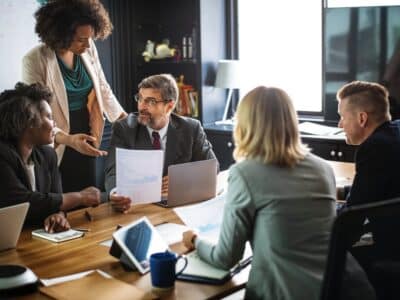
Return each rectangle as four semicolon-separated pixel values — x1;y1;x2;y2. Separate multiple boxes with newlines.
156;159;218;208
0;202;29;251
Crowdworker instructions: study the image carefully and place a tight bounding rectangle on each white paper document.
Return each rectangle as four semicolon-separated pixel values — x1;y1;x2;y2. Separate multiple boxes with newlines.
116;148;163;204
155;222;189;245
336;176;352;188
99;239;113;247
98;223;188;248
174;193;226;243
299;121;343;136
40;269;112;287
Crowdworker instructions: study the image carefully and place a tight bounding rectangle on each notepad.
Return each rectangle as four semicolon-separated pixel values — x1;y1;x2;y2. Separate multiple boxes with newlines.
177;250;252;285
32;229;84;243
181;251;230;279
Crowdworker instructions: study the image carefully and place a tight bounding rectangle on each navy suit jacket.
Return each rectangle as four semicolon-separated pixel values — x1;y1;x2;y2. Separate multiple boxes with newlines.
347;120;400;258
0;141;63;225
104;113;217;194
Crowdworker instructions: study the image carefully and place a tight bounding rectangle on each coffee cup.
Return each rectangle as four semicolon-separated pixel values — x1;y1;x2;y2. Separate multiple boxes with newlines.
150;251;188;289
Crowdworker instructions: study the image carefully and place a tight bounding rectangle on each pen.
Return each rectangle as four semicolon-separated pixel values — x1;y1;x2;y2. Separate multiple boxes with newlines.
230;256;252;277
85;210;93;222
73;228;91;232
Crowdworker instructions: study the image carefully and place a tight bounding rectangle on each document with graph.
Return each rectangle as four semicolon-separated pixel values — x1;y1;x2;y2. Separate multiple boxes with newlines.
116;148;163;204
174;194;253;284
174;193;226;243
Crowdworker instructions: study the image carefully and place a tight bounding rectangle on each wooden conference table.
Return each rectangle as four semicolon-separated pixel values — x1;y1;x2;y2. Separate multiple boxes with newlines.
0;161;355;300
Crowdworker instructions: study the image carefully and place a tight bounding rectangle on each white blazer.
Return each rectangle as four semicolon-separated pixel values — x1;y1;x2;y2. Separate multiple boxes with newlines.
22;39;125;164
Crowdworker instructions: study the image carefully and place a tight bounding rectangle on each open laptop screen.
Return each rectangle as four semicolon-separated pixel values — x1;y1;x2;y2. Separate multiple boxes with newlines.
0;202;29;251
159;159;218;207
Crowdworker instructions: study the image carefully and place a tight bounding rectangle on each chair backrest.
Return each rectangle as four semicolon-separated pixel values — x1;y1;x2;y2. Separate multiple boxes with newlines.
320;197;400;300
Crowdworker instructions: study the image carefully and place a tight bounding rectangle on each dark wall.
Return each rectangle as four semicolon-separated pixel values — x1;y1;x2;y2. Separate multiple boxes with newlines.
96;0;228;123
95;0;113;86
200;0;227;124
97;0;136;112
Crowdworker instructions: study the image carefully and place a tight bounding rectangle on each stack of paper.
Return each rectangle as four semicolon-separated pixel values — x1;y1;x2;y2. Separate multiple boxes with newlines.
40;271;150;300
298;121;343;136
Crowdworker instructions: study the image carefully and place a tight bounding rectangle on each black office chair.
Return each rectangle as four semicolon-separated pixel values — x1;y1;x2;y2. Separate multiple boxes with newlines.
320;197;400;300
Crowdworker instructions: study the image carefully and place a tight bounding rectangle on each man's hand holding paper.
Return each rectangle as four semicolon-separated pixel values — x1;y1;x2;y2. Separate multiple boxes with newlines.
110;193;132;213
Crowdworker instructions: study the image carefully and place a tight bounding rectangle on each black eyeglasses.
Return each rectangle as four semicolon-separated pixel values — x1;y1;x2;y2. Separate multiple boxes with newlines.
134;94;169;106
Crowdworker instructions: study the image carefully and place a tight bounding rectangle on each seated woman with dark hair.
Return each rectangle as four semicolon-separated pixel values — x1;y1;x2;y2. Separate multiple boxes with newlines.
0;82;101;232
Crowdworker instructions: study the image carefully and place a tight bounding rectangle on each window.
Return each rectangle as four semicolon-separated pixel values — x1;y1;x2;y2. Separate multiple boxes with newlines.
238;1;323;113
324;3;400;120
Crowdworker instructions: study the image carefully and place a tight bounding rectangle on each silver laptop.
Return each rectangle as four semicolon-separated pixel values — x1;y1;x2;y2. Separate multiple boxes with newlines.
156;159;218;208
0;203;29;251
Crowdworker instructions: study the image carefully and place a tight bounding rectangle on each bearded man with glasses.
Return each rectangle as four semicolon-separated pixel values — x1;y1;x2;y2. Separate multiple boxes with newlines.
105;74;217;212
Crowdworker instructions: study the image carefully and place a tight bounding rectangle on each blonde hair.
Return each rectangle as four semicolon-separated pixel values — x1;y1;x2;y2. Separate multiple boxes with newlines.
233;86;308;167
337;80;391;123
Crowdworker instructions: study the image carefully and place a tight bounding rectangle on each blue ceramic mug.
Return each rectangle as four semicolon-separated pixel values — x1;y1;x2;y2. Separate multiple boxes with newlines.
150;251;188;289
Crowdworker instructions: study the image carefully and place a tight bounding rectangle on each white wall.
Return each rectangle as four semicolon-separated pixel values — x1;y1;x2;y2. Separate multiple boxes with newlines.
0;0;39;90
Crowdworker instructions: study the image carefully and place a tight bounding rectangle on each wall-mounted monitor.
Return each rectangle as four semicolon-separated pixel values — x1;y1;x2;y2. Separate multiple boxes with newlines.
324;3;400;120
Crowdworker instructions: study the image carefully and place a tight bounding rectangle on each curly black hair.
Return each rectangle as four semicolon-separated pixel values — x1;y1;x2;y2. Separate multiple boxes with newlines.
0;82;52;144
35;0;113;50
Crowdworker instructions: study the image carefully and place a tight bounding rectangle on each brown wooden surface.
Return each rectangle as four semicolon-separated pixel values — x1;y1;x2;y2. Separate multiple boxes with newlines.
0;203;248;300
0;161;354;299
328;161;355;179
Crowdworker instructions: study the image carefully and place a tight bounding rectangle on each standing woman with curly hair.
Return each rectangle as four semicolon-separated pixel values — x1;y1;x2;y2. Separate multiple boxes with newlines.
22;0;127;192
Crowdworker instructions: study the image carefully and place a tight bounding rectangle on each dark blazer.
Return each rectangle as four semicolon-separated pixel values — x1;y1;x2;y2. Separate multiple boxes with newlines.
104;113;217;193
347;120;400;258
0;141;63;225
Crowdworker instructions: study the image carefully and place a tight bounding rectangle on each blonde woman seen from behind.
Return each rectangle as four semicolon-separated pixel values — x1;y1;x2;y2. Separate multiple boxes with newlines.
183;86;337;299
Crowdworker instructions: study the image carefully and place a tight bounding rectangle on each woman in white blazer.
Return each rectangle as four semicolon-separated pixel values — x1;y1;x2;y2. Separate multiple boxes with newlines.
22;0;126;192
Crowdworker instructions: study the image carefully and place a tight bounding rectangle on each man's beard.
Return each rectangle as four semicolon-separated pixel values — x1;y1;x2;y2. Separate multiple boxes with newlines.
138;110;152;126
138;110;168;129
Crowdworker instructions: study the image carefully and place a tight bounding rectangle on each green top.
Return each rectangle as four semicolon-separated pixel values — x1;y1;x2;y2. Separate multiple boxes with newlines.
57;55;93;112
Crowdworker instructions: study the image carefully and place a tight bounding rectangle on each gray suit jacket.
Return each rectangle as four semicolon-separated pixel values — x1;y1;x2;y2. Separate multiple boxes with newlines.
104;113;217;193
196;154;337;300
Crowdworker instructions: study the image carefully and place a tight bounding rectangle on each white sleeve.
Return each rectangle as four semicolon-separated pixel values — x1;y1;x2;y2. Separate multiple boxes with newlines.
89;40;125;122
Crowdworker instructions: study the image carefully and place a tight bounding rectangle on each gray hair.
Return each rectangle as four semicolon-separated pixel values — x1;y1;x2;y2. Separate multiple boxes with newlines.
138;74;178;102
